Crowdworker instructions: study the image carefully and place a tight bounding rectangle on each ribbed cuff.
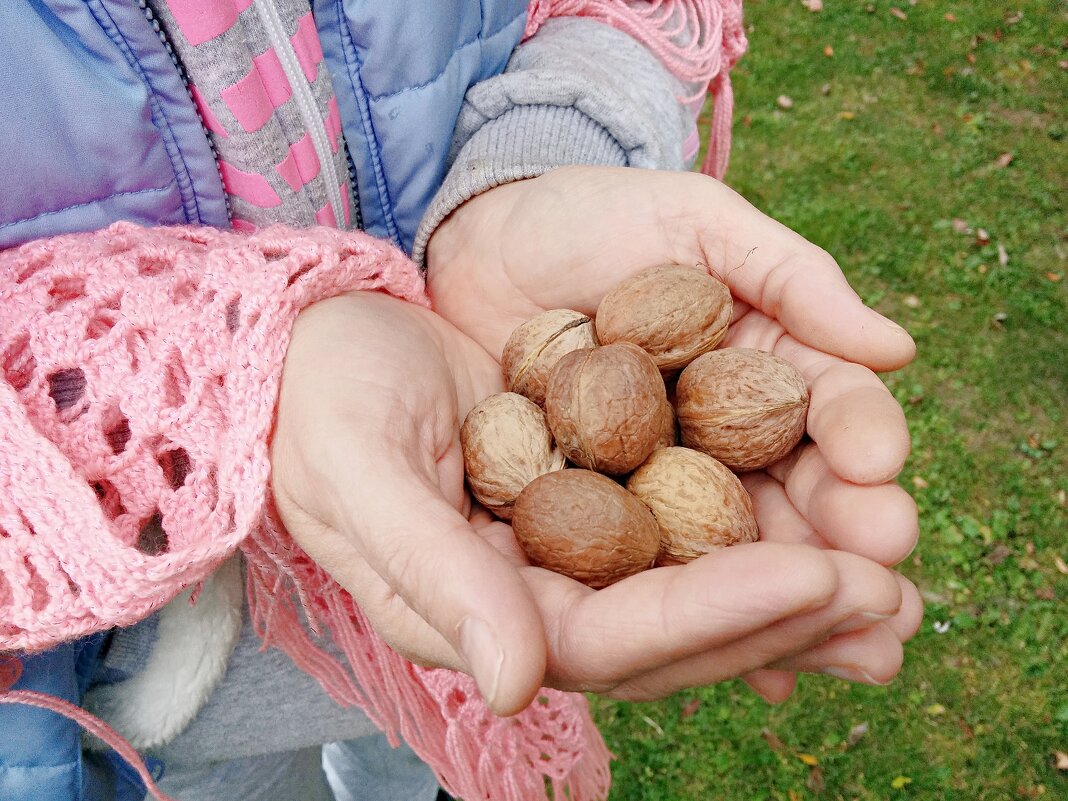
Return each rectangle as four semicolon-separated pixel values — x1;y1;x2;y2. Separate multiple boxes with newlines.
411;104;627;264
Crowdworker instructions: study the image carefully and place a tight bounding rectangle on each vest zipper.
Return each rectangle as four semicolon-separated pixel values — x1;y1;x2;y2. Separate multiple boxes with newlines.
253;0;346;228
140;0;234;225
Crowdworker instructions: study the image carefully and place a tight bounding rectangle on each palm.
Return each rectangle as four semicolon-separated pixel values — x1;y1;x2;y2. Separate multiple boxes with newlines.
426;166;923;701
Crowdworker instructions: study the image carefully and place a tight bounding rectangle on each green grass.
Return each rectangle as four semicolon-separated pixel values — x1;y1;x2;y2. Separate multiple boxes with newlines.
594;2;1068;799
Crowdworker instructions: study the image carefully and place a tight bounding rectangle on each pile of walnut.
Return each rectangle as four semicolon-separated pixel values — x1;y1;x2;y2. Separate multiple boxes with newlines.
460;265;810;589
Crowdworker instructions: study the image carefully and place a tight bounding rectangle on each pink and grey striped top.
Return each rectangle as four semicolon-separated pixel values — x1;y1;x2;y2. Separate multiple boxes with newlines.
153;0;353;231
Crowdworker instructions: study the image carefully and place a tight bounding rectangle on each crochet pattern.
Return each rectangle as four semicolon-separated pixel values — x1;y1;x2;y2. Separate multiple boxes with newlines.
0;222;609;800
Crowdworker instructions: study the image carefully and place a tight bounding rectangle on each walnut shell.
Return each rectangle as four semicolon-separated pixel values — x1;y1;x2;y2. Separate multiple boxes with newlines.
502;309;597;406
676;348;810;471
627;447;758;565
655;398;677;450
545;342;667;475
460;392;566;519
512;469;660;587
595;265;732;375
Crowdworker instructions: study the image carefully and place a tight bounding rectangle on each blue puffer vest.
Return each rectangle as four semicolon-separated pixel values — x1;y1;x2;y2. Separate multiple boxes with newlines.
0;1;526;798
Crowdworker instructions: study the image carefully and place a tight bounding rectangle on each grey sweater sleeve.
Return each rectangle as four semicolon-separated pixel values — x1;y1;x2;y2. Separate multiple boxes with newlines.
411;17;694;263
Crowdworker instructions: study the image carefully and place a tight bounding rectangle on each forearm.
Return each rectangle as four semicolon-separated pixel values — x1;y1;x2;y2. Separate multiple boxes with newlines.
413;17;694;264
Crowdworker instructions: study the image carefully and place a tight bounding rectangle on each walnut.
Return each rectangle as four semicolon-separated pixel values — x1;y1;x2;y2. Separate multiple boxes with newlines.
595;265;732;375
675;348;810;471
627;447;758;565
654;398;677;450
460;392;566;519
512;469;660;587
544;343;667;475
502;309;597;406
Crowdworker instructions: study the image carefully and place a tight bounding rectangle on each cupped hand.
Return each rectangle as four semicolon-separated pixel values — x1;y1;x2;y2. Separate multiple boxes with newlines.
426;166;923;697
269;290;921;716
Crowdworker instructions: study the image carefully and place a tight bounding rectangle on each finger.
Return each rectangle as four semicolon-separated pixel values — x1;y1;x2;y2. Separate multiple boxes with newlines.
603;550;901;700
740;471;830;548
692;176;916;372
726;311;911;485
888;573;924;643
777;336;911;485
742;669;798;704
773;624;905;686
768;444;919;567
531;542;839;693
323;449;547;715
751;575;920;684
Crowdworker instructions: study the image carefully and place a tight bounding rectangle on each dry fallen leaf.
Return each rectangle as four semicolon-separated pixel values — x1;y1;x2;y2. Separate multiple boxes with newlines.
824;44;835;57
995;152;1014;168
839;111;856;120
641;715;664;736
807;765;826;792
945;13;958;22
777;95;795;110
1055;750;1068;770
1054;555;1068;575
1036;586;1056;601
890;7;908;21
926;703;947;716
1015;786;1048;799
1057;489;1067;506
762;728;788;752
847;722;869;747
912;476;929;489
891;775;913;789
998;244;1009;266
952;218;970;233
1045;272;1063;282
803;0;823;11
821;83;832;95
1006;10;1025;25
680;698;702;719
986;544;1012;566
976;228;991;245
798;753;819;767
904;294;921;308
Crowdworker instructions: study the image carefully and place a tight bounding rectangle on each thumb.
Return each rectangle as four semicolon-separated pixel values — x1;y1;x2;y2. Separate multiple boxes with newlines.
696;179;916;372
324;451;548;716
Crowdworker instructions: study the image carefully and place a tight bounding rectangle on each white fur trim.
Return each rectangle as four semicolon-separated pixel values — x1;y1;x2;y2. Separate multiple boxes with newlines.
83;556;244;750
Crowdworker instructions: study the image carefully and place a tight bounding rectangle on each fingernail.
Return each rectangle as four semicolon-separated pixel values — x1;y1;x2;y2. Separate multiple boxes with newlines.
458;616;504;709
830;611;893;636
821;665;891;686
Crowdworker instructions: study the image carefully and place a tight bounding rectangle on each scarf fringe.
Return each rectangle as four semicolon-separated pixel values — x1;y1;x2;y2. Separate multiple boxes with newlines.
242;503;613;800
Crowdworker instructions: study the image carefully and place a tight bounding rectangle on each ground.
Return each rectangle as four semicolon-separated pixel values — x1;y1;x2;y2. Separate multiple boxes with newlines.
595;2;1068;799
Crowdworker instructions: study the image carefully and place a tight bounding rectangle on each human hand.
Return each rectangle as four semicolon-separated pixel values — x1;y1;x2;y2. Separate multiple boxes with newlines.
426;166;922;698
270;290;920;715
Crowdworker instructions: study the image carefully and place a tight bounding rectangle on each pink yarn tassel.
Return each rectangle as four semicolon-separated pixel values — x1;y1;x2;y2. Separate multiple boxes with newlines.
242;500;614;801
